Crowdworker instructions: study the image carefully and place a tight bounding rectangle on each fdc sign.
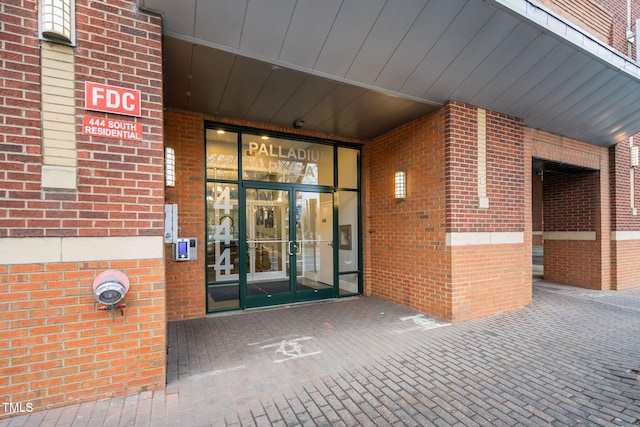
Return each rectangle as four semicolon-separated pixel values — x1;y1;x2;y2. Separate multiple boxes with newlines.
85;82;141;117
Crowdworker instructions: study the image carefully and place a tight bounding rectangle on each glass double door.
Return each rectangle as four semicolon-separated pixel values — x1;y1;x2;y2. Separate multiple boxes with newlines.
243;185;335;308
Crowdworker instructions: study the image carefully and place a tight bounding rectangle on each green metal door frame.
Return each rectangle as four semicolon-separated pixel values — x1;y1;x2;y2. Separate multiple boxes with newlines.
241;182;336;309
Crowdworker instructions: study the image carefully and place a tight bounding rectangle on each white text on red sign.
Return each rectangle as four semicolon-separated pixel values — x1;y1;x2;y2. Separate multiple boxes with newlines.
85;82;141;117
83;116;143;141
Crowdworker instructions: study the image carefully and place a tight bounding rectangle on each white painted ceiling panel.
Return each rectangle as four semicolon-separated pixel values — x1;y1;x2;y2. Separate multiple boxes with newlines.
216;56;273;118
481;33;561;112
195;0;246;49
187;46;236;114
313;0;386;78
544;69;621;131
146;0;196;36
345;0;428;85
245;68;309;123
401;1;498;99
239;0;296;59
319;91;392;135
344;98;435;137
269;78;340;126
518;52;593;120
374;0;468;92
560;82;633;137
550;74;628;137
279;0;343;69
574;86;640;141
449;22;542;103
145;0;640;145
162;38;193;110
529;61;602;126
497;43;576;117
424;11;519;103
302;85;367;132
604;102;640;142
524;59;601;127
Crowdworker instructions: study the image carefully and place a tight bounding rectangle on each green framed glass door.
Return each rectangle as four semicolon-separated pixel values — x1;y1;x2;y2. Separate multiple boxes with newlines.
244;187;292;306
243;185;335;308
294;191;335;302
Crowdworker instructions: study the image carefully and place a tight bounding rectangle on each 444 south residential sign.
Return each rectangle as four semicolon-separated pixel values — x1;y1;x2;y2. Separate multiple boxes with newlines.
82;116;143;142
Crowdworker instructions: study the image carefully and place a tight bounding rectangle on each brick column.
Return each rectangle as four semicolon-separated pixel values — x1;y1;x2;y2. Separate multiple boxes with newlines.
0;0;166;416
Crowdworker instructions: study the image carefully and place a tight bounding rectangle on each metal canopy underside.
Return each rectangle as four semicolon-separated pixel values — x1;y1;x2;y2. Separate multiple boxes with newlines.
142;0;640;146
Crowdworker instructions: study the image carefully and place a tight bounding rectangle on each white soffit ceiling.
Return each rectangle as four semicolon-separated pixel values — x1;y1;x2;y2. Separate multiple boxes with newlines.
143;0;640;146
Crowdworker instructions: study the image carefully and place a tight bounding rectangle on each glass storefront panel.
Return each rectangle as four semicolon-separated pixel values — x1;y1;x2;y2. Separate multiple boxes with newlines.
338;147;359;189
338;273;359;295
205;123;361;312
296;192;333;291
206;129;238;180
246;188;289;294
206;182;240;283
241;133;334;185
338;191;359;273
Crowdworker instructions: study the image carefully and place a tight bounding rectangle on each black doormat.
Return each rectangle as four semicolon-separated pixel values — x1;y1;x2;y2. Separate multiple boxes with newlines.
208;285;239;302
208;281;313;302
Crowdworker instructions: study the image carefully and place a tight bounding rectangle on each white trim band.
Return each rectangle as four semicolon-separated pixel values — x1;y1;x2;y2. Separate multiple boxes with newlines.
543;231;596;241
446;232;524;247
611;231;640;241
0;236;164;265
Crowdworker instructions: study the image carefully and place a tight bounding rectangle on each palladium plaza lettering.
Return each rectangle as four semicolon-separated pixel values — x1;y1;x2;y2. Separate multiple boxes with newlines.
248;141;329;163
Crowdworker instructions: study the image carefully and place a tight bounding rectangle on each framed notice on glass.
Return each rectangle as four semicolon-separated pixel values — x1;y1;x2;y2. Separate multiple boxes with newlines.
339;224;352;250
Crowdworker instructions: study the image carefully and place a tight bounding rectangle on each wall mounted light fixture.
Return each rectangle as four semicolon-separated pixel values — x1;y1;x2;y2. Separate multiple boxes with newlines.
395;171;406;199
165;147;175;187
40;0;75;44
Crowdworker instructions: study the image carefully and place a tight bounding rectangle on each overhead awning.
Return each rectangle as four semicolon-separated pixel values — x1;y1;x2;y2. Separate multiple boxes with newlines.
141;0;640;146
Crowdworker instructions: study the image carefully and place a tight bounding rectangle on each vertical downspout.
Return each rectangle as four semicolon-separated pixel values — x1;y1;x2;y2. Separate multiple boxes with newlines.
628;0;633;57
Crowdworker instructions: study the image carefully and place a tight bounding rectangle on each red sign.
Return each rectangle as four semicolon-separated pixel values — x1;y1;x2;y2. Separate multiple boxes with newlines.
83;116;143;141
85;82;141;117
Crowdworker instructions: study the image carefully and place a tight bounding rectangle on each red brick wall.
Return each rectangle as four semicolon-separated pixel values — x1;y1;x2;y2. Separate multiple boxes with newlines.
450;244;530;321
542;171;601;287
0;0;166;417
74;0;165;238
528;128;611;290
609;139;640;289
0;260;165;412
532;173;543;246
446;101;529;322
164;110;207;321
0;0;164;238
0;0;41;232
445;101;525;233
365;110;451;319
366;101;530;323
610;140;640;230
544;171;598;232
612;240;640;290
544;240;602;288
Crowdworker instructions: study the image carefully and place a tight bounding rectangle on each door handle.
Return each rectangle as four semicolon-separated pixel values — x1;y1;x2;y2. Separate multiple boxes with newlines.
288;241;302;256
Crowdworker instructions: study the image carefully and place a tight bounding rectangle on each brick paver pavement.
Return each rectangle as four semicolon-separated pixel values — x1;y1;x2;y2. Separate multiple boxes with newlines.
2;281;640;426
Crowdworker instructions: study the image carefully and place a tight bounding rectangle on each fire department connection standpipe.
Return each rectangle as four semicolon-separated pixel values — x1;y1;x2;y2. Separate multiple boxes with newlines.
92;270;130;316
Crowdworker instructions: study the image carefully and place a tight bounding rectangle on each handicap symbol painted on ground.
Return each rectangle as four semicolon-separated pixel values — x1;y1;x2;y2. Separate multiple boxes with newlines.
396;314;451;333
251;336;323;363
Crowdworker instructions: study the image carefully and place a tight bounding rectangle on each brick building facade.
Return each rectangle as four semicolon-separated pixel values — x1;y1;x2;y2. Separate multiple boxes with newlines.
1;0;166;416
3;0;640;418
